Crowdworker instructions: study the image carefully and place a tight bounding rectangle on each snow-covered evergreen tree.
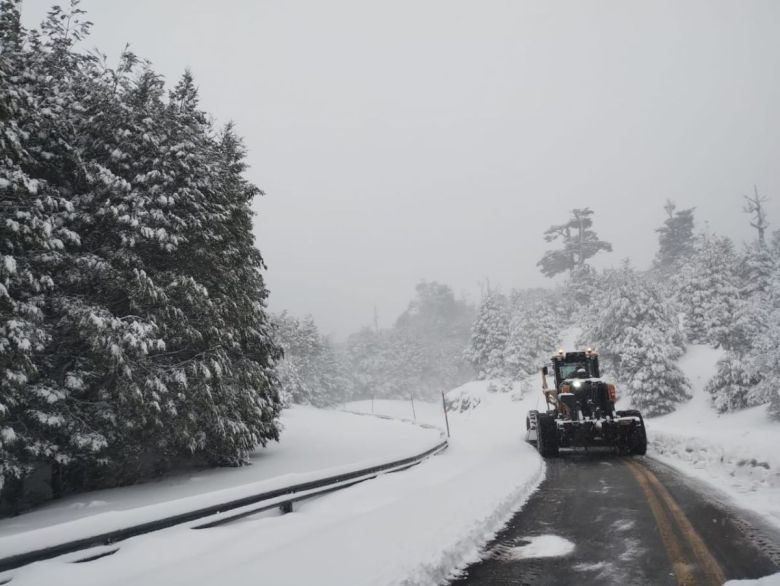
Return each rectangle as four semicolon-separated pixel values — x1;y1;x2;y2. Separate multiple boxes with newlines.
504;295;562;379
465;288;510;379
675;233;741;348
705;200;776;413
741;306;780;411
344;282;474;401
769;388;780;421
273;312;351;407
346;326;384;399
654;200;695;272
0;2;283;500
537;208;612;278
0;1;88;492
582;263;690;416
739;241;774;299
393;281;474;395
618;324;691;416
706;352;761;413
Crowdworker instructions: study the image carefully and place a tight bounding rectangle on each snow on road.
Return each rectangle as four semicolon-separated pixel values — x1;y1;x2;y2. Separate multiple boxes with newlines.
0;406;441;558
647;344;780;529
7;384;543;586
493;535;576;561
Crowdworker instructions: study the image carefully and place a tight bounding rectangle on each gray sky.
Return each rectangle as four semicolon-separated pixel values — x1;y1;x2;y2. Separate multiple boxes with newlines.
21;0;780;338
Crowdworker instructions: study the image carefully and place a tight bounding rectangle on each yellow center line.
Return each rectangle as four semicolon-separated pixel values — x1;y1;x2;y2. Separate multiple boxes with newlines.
624;459;696;586
635;461;727;586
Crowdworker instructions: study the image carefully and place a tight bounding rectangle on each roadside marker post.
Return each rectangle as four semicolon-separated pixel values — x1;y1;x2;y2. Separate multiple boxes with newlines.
441;391;451;438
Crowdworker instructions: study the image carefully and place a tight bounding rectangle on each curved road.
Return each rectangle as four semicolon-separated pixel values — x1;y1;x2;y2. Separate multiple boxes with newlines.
450;454;780;585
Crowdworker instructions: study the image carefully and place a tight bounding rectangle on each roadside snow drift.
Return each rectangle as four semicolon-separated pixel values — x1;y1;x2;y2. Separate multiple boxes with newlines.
7;383;544;586
647;345;780;529
0;406;441;557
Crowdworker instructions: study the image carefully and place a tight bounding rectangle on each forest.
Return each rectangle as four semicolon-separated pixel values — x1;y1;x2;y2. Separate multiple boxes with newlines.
1;1;282;509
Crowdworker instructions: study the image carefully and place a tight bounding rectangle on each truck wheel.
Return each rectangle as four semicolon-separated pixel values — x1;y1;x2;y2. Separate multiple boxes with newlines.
616;410;647;456
525;411;538;445
537;414;559;458
631;424;647;455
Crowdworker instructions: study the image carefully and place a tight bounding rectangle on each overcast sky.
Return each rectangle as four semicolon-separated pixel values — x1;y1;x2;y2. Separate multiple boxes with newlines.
21;0;780;338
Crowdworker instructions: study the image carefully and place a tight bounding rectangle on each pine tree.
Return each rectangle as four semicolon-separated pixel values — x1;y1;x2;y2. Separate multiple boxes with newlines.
503;310;534;379
745;307;780;410
619;324;691;416
346;326;385;400
654;200;695;272
675;233;741;348
344;282;474;401
0;1;89;492
52;51;178;479
465;288;510;379
583;263;690;416
705;196;775;413
769;389;780;421
148;111;283;464
381;328;428;399
1;2;284;499
739;241;774;300
538;208;612;278
273;312;351;407
504;296;562;380
706;352;760;413
393;281;474;395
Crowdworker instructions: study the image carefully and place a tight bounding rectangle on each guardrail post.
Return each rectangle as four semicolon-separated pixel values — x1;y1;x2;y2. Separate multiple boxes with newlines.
280;501;294;514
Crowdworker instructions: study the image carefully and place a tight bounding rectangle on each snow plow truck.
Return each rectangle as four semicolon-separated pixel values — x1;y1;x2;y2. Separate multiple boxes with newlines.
525;348;647;457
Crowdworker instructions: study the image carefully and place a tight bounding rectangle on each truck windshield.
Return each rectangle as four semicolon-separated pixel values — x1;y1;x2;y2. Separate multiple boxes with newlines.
559;362;590;379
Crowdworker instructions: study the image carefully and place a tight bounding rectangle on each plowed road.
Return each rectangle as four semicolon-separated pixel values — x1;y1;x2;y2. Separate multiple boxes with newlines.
451;456;780;585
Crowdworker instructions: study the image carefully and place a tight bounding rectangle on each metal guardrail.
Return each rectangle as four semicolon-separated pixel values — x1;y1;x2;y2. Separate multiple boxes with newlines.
0;439;448;575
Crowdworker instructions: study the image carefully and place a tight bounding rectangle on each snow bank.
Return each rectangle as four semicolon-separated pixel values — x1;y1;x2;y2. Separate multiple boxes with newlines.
725;573;780;585
0;406;441;553
8;384;544;586
648;344;780;529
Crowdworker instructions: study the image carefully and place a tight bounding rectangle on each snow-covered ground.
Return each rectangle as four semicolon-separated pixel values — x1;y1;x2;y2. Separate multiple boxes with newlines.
5;384;544;586
0;406;441;554
6;335;778;585
647;344;780;529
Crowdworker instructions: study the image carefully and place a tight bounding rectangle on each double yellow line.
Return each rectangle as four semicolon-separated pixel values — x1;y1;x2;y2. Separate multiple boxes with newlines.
625;459;726;586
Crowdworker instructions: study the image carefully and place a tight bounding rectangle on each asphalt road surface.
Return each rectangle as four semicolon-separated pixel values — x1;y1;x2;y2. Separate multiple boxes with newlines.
450;454;780;586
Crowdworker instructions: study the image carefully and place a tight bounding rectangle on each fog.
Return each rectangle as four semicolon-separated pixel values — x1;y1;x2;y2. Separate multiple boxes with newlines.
20;0;780;338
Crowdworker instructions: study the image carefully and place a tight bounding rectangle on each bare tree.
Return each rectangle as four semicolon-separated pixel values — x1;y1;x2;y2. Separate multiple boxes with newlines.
743;185;769;246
